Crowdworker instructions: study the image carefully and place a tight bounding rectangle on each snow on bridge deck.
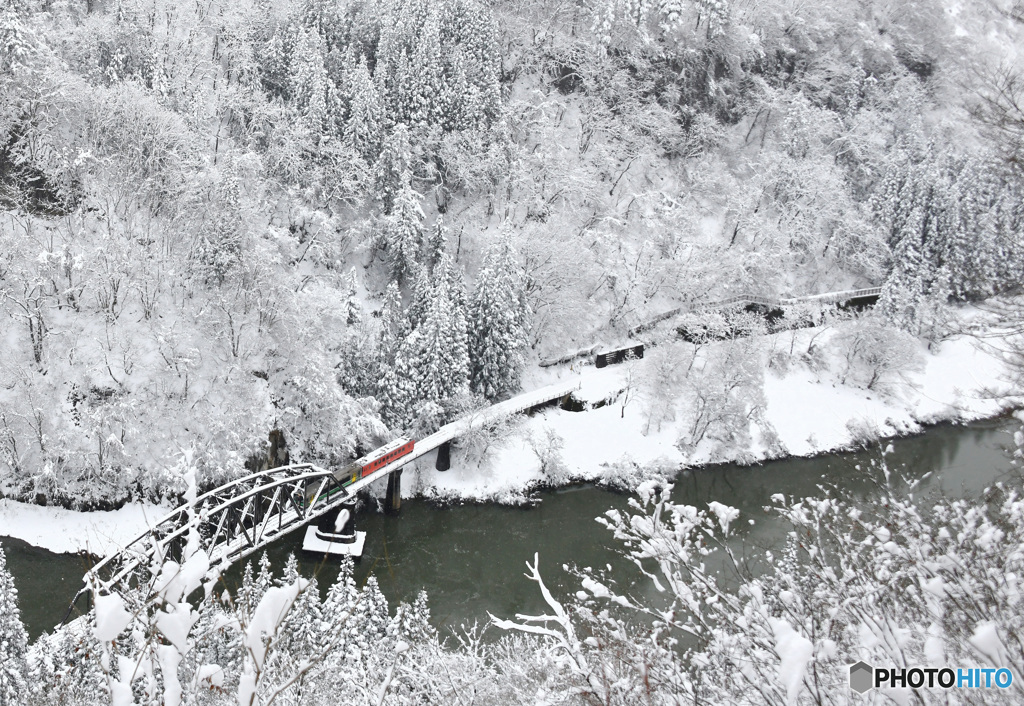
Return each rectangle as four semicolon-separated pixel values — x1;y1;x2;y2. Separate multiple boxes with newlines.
625;287;885;338
70;378;582;614
541;287;886;368
340;378;581;494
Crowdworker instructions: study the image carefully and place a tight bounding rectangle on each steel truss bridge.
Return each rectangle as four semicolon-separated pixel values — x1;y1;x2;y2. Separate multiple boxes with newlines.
74;464;344;606
66;378;581;619
66;286;884;617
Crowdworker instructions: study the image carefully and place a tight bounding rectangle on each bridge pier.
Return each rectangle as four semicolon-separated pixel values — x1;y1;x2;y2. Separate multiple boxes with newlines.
385;468;403;513
435;441;451;471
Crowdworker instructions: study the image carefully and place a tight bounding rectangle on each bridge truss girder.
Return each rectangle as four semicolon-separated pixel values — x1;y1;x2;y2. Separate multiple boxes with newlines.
80;464;349;603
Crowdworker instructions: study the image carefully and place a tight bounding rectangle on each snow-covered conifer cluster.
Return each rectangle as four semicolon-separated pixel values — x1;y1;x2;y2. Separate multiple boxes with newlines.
0;546;29;706
1;0;1023;506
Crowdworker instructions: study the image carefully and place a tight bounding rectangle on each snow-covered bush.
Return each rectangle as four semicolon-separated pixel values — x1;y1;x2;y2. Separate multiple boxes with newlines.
595;456;675;493
679;336;766;455
845;417;884;448
527;425;569;484
828;317;923;394
638;340;688;434
452;412;523;471
497;463;1024;704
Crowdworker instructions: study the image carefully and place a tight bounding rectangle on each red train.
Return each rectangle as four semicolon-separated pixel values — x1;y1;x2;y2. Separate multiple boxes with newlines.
294;437;416;510
339;437;415;487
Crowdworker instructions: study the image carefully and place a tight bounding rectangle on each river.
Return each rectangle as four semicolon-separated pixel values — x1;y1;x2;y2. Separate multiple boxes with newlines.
4;417;1020;640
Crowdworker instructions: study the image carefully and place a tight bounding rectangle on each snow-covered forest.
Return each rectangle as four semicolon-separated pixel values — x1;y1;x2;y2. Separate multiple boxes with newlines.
2;0;1024;506
4;0;1024;701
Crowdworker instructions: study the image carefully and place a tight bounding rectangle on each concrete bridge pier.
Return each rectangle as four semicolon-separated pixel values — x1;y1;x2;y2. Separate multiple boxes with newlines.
435;441;451;471
385;468;403;513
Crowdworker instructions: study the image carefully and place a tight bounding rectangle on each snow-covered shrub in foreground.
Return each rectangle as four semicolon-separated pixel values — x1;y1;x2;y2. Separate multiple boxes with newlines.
23;554;466;706
0;545;28;706
496;469;1024;704
9;457;1024;704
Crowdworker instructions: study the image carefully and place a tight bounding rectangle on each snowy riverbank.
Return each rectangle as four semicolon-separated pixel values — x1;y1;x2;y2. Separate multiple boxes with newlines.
412;308;1022;503
2;306;1021;554
0;500;171;556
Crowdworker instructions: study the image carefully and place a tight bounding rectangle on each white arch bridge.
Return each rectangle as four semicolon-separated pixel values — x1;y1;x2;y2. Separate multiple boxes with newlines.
64;378;581;620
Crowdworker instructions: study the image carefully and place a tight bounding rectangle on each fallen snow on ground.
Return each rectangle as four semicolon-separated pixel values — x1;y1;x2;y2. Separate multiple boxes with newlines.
416;318;1021;502
3;311;1021;553
0;499;170;555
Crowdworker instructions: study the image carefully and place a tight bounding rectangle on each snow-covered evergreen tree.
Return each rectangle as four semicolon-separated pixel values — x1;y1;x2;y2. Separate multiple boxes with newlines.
321;558;360;641
363;0;500;136
945;158;997;299
300;0;348;53
343;56;383;159
376;282;419;428
393;591;434;645
879;205;928;331
29;629;107;706
195;173;244;285
406;265;434;330
409;297;462;408
439;253;471;390
254;552;274;604
235;559;259;618
341;267;363;326
874;149;1016;317
256;21;296;100
425;216;448;273
469;238;529;401
273;555;322;660
374;124;412;215
0;546;28;706
402;252;470;415
355;575;391;644
377;281;408;362
289;28;337;137
379;178;424;281
186;593;241;695
408;307;449;407
439;0;500;129
992;181;1024;287
377;337;419;429
404;11;446;130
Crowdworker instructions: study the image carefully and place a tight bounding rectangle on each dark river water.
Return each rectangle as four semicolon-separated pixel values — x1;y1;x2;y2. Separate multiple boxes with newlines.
4;417;1021;640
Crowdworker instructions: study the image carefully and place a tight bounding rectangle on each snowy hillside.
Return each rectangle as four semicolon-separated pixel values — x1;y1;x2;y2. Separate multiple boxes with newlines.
4;0;1024;703
0;0;1022;504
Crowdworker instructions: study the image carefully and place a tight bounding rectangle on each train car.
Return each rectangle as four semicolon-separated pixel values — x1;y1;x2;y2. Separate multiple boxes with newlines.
295;437;417;510
292;434;415;512
349;437;415;482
